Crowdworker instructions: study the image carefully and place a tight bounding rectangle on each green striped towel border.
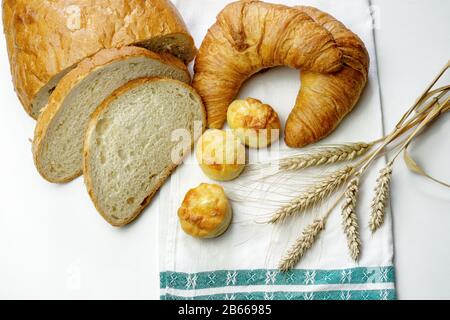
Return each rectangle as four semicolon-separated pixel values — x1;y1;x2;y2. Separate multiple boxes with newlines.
160;266;396;300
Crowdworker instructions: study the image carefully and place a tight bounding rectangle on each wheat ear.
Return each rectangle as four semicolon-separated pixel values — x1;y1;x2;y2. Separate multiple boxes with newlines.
270;166;354;224
279;142;373;171
341;175;362;261
369;164;393;233
279;219;325;272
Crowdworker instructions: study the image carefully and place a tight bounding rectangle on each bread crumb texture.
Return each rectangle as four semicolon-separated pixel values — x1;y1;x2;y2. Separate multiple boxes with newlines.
35;51;189;183
84;79;204;226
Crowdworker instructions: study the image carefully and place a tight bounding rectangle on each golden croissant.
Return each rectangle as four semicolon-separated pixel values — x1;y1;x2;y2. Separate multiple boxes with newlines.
192;0;369;148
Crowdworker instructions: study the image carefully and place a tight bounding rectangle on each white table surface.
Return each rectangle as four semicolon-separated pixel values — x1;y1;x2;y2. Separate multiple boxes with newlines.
0;0;449;300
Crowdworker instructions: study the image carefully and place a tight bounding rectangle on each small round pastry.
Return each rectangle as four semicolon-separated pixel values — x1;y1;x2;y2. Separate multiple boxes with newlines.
178;183;232;239
196;129;246;181
227;98;281;148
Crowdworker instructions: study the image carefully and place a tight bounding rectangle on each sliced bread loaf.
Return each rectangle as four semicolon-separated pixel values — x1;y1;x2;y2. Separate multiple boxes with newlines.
33;46;190;183
83;78;205;226
3;0;196;118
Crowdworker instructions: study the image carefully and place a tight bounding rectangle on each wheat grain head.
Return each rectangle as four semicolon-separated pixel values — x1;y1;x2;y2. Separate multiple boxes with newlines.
369;164;393;233
341;175;362;261
270;166;354;224
279;142;373;171
279;219;326;272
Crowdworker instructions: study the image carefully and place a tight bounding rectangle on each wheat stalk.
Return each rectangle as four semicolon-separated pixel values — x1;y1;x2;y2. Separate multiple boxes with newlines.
369;164;393;233
279;142;373;171
279;219;325;272
269;166;354;224
273;62;450;269
341;175;362;261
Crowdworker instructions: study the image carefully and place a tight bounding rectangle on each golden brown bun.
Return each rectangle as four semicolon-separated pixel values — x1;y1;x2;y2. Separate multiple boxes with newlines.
196;129;246;181
193;0;343;129
3;0;196;118
178;183;232;238
192;1;369;148
227;98;281;148
284;6;369;147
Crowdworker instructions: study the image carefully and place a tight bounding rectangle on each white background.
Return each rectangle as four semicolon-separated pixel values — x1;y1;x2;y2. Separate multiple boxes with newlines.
0;0;449;299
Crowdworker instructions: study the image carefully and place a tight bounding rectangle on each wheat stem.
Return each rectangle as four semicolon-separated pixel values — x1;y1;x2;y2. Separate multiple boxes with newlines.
269;166;354;224
341;175;362;261
279;218;326;272
358;90;448;175
392;95;450;163
396;61;449;128
273;62;450;270
370;163;393;233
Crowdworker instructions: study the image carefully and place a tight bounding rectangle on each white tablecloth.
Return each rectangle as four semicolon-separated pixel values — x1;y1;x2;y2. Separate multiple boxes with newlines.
159;0;395;300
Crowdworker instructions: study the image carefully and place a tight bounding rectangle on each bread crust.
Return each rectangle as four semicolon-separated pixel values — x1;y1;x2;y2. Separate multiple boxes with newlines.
3;0;196;117
193;0;343;129
83;78;206;227
227;98;281;148
33;46;190;183
178;183;232;238
284;6;370;147
196;129;246;181
192;1;369;148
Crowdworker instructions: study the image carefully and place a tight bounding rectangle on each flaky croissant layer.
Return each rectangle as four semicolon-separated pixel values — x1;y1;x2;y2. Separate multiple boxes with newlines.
193;0;369;148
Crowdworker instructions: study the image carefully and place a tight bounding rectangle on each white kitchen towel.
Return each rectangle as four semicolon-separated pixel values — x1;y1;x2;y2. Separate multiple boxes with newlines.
159;0;395;300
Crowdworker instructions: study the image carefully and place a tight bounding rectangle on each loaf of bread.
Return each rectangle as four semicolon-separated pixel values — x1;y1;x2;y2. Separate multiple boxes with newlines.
2;0;196;118
33;46;191;183
83;78;205;227
193;0;369;148
178;183;232;239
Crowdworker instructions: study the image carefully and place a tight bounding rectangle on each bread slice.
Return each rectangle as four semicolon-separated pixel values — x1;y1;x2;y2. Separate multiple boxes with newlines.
33;46;191;183
3;0;197;118
83;78;205;227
